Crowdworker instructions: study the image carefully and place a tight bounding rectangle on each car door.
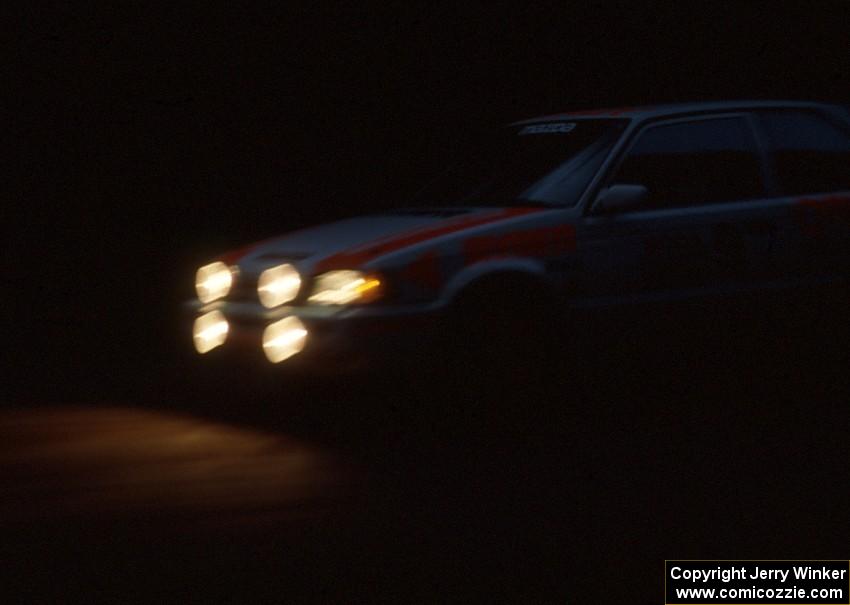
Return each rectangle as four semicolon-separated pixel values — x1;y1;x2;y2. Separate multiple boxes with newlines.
576;114;779;304
754;109;850;283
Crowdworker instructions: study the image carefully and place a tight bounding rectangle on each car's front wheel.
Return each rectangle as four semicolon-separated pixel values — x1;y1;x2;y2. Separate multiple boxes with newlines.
441;274;565;384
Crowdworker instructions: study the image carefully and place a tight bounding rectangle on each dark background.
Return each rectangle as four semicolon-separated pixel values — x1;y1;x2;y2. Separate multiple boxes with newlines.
8;3;849;399
5;5;850;603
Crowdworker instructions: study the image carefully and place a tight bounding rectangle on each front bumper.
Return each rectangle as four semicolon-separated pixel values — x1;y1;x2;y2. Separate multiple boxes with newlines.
183;300;441;372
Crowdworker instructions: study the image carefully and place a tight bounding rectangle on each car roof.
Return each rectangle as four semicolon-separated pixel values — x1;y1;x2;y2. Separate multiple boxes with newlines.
513;100;845;125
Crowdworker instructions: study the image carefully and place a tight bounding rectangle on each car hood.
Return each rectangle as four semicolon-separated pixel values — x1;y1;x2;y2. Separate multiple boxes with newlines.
226;207;549;274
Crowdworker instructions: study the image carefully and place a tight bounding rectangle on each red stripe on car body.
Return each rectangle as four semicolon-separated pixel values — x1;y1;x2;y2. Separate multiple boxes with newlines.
462;223;576;265
793;194;850;238
216;234;290;265
218;242;263;265
401;250;442;292
314;207;543;272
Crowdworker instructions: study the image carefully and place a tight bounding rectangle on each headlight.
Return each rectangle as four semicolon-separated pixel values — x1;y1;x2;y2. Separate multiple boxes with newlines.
193;310;229;353
257;263;301;308
195;262;234;303
262;316;307;363
308;270;383;305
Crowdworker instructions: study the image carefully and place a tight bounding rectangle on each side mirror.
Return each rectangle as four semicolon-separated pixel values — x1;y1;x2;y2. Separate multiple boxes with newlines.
593;184;648;214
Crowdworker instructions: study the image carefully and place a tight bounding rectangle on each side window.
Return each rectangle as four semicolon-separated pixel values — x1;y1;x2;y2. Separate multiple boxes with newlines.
612;117;764;209
759;111;850;196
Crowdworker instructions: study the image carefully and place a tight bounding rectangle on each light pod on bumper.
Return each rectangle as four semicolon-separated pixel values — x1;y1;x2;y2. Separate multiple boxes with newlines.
195;262;234;303
193;310;229;354
262;316;307;363
257;264;301;308
308;270;383;305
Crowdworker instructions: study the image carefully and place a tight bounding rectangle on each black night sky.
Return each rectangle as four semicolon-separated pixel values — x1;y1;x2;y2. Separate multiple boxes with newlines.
6;5;850;603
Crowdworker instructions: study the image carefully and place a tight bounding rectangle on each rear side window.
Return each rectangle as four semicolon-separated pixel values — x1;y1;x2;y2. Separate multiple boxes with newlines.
612;117;764;209
759;111;850;196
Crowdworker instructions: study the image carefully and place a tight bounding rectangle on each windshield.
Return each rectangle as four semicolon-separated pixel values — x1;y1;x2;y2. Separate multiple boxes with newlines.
408;119;627;208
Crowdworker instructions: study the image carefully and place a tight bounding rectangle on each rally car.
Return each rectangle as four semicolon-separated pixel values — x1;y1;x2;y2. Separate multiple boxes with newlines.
186;101;850;369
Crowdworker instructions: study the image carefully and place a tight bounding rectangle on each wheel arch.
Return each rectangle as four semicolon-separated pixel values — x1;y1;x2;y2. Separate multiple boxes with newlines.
441;258;556;307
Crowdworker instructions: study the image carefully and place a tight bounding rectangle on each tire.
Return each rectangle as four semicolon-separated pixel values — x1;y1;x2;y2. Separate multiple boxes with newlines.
442;274;564;387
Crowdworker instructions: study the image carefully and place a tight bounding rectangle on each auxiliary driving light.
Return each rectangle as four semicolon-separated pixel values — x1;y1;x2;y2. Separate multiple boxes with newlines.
257;264;301;308
195;262;234;303
262;316;307;363
193;310;229;354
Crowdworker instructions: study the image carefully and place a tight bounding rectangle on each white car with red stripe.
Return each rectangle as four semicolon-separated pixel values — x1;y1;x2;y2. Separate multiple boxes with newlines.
186;101;850;367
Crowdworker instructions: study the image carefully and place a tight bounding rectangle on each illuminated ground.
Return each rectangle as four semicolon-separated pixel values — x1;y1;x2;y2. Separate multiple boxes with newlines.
0;406;354;529
2;306;850;602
